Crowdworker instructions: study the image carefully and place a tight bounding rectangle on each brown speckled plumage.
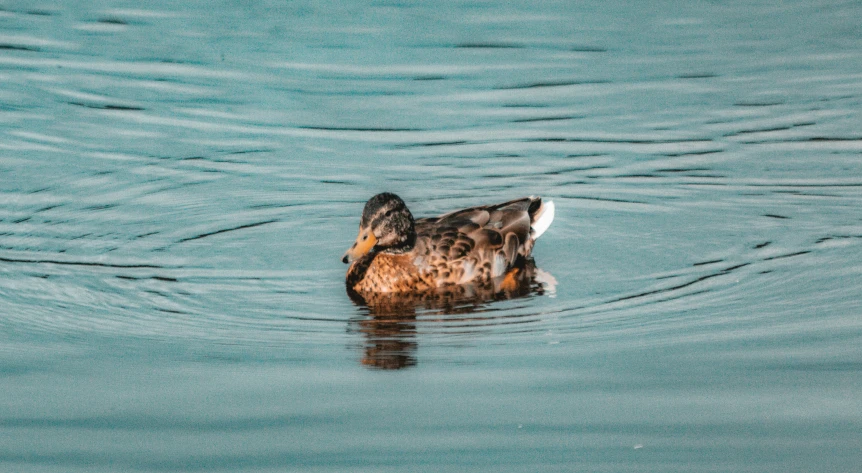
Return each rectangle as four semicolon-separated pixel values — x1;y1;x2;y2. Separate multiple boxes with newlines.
344;193;553;294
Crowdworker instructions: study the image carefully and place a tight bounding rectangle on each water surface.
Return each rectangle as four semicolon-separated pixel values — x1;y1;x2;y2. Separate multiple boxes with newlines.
1;0;861;471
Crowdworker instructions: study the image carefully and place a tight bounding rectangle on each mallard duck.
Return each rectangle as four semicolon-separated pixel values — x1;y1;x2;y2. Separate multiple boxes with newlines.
343;193;554;294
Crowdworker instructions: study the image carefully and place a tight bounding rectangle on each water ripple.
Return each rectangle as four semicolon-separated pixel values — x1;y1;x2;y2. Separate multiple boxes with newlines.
1;1;862;470
0;0;858;367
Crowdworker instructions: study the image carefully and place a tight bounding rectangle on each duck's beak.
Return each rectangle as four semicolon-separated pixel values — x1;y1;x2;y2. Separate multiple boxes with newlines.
342;228;377;264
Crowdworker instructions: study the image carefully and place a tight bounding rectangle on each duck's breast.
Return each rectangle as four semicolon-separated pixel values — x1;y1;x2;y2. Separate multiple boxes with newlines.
354;253;432;293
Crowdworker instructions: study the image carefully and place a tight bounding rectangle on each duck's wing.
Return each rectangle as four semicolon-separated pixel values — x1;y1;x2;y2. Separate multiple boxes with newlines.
415;197;554;283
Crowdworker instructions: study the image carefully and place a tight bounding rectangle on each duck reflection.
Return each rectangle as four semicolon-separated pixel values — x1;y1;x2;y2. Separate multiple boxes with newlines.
347;259;555;370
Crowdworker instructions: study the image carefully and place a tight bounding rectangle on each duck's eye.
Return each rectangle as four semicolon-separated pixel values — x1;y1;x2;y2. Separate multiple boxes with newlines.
385;210;392;217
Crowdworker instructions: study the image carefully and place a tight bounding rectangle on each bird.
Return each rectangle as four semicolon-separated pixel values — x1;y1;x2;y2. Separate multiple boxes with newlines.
343;193;554;294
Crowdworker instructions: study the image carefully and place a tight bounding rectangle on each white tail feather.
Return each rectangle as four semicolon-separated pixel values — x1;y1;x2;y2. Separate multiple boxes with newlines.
531;200;554;239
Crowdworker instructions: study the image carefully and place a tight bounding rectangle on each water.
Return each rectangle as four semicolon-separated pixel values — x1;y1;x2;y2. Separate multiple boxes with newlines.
2;0;861;470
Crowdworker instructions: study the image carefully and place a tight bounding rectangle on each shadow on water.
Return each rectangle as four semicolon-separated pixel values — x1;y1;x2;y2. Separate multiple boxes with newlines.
346;259;554;370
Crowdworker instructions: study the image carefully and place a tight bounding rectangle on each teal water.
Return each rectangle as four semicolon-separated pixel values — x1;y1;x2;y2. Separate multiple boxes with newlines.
1;0;861;471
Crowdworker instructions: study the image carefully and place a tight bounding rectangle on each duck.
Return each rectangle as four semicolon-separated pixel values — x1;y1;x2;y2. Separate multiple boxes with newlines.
343;193;554;294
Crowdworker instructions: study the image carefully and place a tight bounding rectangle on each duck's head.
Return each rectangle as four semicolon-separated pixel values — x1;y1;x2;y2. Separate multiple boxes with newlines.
342;192;416;264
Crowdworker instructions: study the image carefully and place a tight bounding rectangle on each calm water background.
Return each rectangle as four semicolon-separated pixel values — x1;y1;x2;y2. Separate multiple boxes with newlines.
2;0;861;471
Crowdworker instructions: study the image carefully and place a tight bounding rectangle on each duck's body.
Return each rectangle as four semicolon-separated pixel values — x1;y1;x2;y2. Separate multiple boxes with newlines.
344;193;554;294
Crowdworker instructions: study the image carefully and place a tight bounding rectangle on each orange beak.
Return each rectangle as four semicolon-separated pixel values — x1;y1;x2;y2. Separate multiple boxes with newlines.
342;228;377;264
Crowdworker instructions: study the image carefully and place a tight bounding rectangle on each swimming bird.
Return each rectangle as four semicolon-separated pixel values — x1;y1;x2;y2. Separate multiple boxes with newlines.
343;193;554;294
